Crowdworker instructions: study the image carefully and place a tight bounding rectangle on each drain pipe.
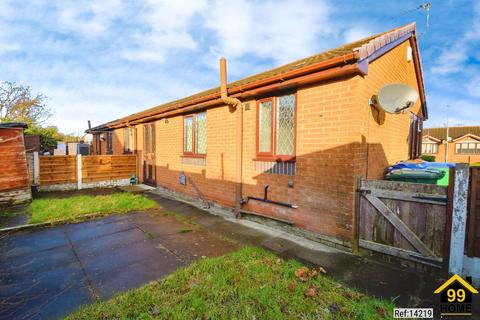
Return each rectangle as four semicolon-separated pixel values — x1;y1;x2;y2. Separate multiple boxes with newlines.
220;58;243;218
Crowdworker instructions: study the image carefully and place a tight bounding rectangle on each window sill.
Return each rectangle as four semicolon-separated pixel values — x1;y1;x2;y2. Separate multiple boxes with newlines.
253;156;296;162
181;154;206;159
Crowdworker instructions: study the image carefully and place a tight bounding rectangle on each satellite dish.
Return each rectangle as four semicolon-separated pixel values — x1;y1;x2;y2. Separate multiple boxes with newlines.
374;84;418;114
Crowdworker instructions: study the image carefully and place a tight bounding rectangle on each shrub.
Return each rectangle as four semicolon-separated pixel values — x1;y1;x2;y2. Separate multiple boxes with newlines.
420;155;435;162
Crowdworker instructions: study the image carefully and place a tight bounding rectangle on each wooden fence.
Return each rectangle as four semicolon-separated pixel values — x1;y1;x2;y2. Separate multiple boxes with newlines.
38;155;137;188
82;155;137;183
39;155;77;185
467;167;480;257
357;179;448;267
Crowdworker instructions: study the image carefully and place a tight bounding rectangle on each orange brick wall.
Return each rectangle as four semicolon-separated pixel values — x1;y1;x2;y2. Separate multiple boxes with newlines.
356;39;423;179
103;39;424;245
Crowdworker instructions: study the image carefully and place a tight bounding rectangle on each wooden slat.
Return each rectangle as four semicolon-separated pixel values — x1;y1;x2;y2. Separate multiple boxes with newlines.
364;193;436;257
359;240;442;268
359;187;448;205
466;168;480;257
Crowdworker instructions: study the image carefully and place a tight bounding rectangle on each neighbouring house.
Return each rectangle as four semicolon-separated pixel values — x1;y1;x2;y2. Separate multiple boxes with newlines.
422;126;480;163
87;23;427;246
0;122;32;206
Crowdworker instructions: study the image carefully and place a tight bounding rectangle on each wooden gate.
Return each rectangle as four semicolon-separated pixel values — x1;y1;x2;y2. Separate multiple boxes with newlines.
357;179;449;267
466;167;480;257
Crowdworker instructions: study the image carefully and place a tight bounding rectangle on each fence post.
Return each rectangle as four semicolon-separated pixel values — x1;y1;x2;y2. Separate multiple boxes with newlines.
448;164;469;275
77;154;82;190
352;176;361;253
33;151;40;185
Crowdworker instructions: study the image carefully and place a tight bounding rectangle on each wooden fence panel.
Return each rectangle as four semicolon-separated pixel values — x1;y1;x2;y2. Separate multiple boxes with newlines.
82;155;136;183
466;167;480;257
358;179;448;267
39;156;77;185
38;155;137;186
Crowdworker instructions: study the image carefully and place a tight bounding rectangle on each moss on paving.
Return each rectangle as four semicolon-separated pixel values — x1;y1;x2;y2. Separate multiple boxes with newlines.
66;247;394;320
29;192;159;224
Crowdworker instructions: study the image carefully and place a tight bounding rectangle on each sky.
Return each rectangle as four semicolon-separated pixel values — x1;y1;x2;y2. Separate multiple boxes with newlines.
0;0;479;134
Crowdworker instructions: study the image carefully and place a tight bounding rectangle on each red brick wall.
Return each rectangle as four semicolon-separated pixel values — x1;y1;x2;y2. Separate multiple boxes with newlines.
118;39;424;245
357;39;424;179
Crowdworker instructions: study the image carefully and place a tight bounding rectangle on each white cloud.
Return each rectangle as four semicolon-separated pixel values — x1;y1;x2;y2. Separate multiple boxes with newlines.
204;0;334;66
343;27;372;43
431;2;480;75
121;0;207;63
56;0;123;37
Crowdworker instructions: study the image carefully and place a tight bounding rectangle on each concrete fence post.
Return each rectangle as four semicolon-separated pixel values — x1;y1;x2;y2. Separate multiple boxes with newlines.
33;151;39;185
448;164;469;275
77;154;82;190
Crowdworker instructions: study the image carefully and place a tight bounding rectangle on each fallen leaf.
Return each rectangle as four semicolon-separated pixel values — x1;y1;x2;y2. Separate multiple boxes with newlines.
376;307;386;316
318;266;327;274
309;269;318;278
202;315;210;320
304;284;317;297
295;267;309;281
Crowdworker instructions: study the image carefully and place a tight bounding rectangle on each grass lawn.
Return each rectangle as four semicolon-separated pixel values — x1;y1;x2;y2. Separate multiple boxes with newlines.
67;247;394;320
29;192;158;224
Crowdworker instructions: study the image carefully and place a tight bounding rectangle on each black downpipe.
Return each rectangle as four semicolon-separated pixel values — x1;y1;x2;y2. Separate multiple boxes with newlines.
244;185;298;209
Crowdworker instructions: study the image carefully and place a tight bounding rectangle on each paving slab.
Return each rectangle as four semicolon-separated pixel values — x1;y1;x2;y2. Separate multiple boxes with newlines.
0;208;239;319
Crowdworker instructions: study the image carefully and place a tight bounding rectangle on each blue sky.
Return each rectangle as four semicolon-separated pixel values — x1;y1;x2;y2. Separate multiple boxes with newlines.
0;0;478;134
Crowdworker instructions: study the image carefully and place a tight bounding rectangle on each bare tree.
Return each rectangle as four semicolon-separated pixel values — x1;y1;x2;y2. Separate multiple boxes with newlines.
0;81;51;125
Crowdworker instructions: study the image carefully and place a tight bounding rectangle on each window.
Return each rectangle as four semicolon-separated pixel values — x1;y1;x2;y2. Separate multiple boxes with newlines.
106;131;113;154
456;142;480;154
257;93;296;161
123;127;134;153
422;143;438;154
183;112;207;156
408;114;422;159
95;133;101;155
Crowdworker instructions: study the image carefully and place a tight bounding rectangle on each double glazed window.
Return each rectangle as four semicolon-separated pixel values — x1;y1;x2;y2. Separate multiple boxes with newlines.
257;93;296;160
106;132;113;154
456;142;480;154
422;143;438;154
184;112;207;156
123;127;134;153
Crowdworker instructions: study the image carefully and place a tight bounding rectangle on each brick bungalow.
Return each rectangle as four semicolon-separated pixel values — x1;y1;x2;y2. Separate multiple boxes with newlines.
422;126;480;163
87;23;427;246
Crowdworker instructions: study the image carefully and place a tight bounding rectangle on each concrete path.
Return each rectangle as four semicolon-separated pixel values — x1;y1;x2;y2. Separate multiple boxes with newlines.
146;192;465;311
0;211;239;320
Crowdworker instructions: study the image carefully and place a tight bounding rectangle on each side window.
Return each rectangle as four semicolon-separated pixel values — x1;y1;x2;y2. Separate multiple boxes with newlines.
256;93;296;160
106;132;113;154
183;113;206;156
123;128;134;153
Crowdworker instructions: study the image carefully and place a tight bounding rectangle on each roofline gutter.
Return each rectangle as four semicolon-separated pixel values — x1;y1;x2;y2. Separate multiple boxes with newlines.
88;53;359;131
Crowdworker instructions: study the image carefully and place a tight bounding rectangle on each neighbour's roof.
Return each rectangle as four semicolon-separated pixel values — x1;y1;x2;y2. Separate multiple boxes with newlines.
89;23;422;132
0;122;28;129
423;126;480;141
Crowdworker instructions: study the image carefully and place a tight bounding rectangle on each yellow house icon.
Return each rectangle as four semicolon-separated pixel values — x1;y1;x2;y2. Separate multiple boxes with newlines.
434;274;478;295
